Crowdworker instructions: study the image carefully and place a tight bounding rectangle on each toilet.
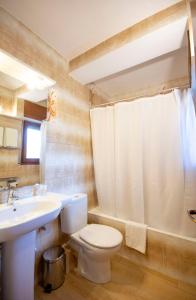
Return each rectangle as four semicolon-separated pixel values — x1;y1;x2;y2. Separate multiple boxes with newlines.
60;193;123;283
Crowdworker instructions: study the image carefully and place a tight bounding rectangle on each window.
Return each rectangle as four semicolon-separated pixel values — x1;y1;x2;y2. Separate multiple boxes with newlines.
21;121;41;164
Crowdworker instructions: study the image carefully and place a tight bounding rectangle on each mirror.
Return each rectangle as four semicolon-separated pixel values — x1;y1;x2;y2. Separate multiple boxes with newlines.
0;50;55;202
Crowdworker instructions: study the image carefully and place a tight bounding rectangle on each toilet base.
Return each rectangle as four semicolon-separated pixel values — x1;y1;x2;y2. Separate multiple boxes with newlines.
69;229;122;284
78;246;111;283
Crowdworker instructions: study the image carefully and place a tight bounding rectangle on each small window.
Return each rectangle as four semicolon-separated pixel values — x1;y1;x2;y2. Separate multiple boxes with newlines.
21;121;41;164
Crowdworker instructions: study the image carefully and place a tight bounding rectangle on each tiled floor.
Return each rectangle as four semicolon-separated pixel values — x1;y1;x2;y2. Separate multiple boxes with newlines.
35;256;196;300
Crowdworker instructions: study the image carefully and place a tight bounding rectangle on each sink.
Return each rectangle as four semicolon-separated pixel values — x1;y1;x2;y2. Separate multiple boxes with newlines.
0;193;63;300
0;195;62;243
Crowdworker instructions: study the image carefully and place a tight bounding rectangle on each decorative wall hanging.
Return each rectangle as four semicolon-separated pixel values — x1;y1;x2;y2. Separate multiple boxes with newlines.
47;88;57;121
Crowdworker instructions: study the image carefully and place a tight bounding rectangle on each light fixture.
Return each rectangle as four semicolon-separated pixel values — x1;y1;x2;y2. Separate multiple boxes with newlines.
0;50;56;90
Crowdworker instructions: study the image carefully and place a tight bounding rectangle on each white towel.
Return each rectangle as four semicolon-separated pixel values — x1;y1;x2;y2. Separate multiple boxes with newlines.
125;221;147;254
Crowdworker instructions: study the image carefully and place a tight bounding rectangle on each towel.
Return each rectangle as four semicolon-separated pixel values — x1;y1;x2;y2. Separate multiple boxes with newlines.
125;221;147;254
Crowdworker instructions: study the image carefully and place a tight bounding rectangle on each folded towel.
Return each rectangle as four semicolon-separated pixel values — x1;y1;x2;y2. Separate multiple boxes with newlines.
125;221;147;254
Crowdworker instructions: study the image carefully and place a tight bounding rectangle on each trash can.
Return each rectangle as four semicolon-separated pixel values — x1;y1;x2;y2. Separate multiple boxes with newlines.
42;246;65;292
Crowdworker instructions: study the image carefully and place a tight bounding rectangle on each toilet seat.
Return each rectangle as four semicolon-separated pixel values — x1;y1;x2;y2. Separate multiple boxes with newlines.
79;224;122;249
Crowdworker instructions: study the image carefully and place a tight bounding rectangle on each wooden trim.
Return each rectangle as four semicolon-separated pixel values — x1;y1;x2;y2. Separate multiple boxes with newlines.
24;100;47;121
69;1;187;72
21;120;40;165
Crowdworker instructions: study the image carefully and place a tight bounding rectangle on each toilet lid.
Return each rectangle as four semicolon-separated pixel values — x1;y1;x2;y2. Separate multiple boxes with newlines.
79;224;123;249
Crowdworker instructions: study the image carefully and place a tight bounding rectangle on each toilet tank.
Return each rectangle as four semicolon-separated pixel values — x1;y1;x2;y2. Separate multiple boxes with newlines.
60;193;87;234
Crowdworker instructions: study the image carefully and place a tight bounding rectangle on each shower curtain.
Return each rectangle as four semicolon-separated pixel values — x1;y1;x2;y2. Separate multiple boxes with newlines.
90;89;196;237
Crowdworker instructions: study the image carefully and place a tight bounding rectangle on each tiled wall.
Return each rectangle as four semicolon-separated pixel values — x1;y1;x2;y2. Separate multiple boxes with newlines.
0;7;97;281
0;6;97;206
45;85;96;205
0;85;17;116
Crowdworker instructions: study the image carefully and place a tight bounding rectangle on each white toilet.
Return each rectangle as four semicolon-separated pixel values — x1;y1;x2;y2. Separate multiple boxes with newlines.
60;193;123;283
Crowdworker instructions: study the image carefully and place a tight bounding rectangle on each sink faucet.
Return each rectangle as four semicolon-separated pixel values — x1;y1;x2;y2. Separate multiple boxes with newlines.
7;180;18;206
8;189;16;206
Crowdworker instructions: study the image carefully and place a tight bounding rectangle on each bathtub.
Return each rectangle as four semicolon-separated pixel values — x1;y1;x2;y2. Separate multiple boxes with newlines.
88;207;196;286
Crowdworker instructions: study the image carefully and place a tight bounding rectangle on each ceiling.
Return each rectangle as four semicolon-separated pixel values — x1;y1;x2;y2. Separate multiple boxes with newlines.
0;0;181;61
70;17;187;84
0;0;193;103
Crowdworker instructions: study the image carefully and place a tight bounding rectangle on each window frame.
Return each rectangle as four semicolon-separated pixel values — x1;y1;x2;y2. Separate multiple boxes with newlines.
21;120;41;165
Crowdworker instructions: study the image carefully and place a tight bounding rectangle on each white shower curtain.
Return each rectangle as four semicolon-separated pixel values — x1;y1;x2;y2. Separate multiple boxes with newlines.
90;89;196;237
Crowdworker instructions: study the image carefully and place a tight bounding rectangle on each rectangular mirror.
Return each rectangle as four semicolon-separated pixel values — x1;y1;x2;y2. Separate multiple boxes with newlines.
0;50;55;202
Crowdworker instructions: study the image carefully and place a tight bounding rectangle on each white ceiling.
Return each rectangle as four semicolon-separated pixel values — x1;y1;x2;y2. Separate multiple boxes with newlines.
70;17;187;84
0;0;181;61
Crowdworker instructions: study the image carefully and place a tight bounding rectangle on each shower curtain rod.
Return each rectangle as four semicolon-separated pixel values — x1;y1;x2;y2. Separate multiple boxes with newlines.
91;83;190;108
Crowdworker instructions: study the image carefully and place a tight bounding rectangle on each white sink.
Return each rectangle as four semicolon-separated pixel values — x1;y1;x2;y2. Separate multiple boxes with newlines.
0;194;62;243
0;192;64;300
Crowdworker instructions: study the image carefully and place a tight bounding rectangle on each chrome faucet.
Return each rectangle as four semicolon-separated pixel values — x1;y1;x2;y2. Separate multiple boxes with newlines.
7;180;18;206
8;189;16;205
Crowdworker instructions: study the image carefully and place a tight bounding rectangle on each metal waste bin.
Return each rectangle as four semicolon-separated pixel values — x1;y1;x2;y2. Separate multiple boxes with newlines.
42;246;65;291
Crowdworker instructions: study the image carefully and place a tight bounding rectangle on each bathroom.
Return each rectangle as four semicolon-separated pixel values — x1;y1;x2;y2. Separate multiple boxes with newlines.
0;0;196;299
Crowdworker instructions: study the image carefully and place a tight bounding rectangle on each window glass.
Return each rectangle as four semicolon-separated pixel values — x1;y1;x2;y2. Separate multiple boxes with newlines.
26;127;41;159
21;121;41;164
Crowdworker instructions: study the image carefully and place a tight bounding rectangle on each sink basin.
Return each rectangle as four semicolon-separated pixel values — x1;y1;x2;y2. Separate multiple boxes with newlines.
0;192;65;300
0;194;62;243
